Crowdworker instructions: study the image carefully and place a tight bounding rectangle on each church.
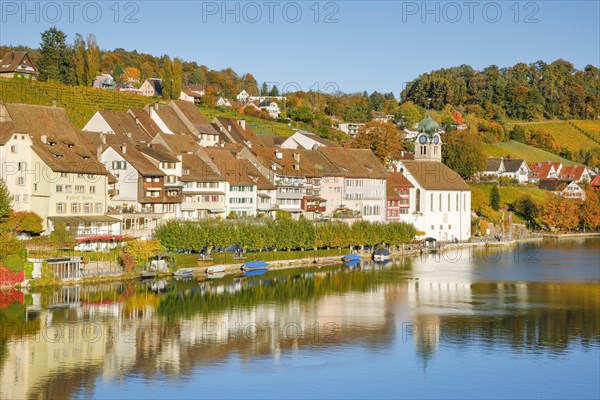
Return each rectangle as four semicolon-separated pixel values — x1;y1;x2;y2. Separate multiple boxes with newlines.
392;113;472;241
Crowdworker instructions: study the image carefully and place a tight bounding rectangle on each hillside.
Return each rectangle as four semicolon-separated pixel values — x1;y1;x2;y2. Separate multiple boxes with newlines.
0;78;152;129
507;120;600;153
469;182;550;223
483;140;576;165
197;106;296;137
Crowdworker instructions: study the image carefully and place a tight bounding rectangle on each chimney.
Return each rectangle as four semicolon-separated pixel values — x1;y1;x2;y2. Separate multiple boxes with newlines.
96;145;103;160
238;119;246;130
100;133;106;144
293;153;300;163
121;144;127;153
134;116;140;125
228;125;231;132
41;135;47;144
275;149;283;159
154;102;159;111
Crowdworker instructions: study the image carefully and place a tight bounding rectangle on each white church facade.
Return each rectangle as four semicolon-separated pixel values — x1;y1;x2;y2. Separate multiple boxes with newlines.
392;113;472;241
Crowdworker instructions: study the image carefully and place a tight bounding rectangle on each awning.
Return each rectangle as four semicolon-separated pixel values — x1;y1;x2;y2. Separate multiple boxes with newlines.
76;235;124;243
183;191;225;196
208;209;226;213
257;193;272;199
49;215;121;224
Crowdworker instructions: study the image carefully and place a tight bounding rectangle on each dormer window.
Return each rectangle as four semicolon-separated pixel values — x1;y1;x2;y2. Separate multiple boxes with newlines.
183;168;190;175
49;141;56;146
67;143;74;148
55;154;63;159
82;156;89;160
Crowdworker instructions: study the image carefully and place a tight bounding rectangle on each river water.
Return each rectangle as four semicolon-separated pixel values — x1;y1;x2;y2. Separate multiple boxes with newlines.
1;238;599;399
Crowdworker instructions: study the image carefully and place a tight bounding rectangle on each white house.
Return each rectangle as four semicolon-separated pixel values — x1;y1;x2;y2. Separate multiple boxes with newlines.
236;90;250;102
0;103;118;236
281;130;337;150
258;101;281;119
139;78;163;97
333;122;365;138
483;156;530;183
216;97;232;107
393;113;471;241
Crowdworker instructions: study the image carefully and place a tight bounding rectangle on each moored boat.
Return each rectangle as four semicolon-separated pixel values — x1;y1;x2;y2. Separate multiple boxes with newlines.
173;268;195;278
139;270;157;279
241;260;269;271
206;265;227;274
342;254;361;263
243;268;269;277
372;248;391;261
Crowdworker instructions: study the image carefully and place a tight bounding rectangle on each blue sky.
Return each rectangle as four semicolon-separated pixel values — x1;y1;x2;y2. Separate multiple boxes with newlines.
0;1;598;96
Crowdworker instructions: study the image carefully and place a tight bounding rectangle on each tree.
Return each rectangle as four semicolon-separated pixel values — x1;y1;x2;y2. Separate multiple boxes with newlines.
0;179;12;228
73;33;87;85
269;85;280;97
8;211;43;235
86;34;100;85
490;185;501;211
123;66;141;83
541;195;580;231
161;56;173;99
288;106;315;123
511;195;540;229
123;240;163;267
172;58;183;100
261;82;269;96
578;188;600;232
442;130;486;179
351;121;403;166
113;64;125;82
37;27;73;84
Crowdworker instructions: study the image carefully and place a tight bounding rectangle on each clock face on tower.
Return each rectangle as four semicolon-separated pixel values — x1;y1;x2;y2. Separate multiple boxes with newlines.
433;135;440;144
419;135;428;144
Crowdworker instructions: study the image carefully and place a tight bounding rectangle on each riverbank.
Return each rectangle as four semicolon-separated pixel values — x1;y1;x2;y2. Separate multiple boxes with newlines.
10;236;549;289
542;232;600;239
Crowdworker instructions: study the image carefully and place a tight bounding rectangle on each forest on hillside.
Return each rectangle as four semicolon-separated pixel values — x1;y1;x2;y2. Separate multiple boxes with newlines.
401;62;600;121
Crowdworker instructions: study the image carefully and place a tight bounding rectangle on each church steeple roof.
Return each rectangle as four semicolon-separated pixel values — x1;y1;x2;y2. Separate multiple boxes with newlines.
417;112;439;138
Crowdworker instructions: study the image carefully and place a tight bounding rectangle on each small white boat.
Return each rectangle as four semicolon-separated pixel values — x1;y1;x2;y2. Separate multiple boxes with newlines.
206;271;226;279
372;249;391;261
206;265;226;274
174;268;195;277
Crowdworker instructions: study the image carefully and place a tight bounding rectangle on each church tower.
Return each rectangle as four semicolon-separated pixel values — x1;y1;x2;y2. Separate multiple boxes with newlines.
414;112;442;162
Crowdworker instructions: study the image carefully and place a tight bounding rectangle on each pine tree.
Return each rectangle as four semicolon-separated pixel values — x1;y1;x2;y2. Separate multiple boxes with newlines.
490;185;501;211
261;82;269;96
37;27;74;84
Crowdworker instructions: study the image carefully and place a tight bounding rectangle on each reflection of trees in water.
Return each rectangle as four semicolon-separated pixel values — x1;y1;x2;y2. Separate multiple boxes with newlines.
411;282;600;362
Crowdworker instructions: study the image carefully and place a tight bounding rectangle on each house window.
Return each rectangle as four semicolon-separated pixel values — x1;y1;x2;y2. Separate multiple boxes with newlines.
89;186;96;194
448;194;451;211
65;185;72;193
431;225;434;230
95;203;103;213
75;185;85;193
16;177;25;186
18;162;26;171
61;172;68;178
448;225;452;229
10;145;16;153
56;185;63;192
84;203;91;213
14;195;20;202
439;194;442;211
71;203;80;213
456;194;459;211
415;189;421;212
430;194;433;212
34;183;38;191
56;203;65;213
23;195;29;203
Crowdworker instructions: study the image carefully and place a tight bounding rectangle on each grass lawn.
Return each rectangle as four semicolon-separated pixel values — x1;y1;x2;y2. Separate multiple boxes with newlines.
483;140;575;165
469;182;550;223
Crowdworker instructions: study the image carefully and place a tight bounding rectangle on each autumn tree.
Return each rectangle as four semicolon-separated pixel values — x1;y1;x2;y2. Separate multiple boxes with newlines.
85;34;100;85
123;240;163;266
442;130;486;179
351;120;403;166
73;33;87;85
123;66;141;83
541;195;580;232
578;188;600;232
161;56;173;99
8;211;43;235
172;58;183;100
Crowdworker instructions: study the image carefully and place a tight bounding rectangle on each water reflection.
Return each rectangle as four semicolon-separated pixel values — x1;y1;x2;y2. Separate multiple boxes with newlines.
0;240;599;399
